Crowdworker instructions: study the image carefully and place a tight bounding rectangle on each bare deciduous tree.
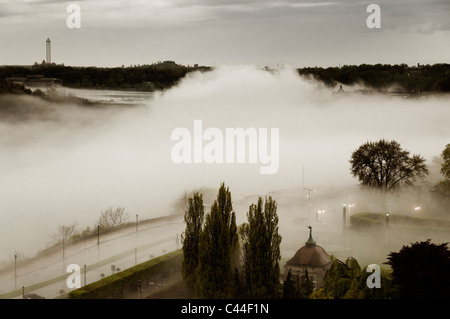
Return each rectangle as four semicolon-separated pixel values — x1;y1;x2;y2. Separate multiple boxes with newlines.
53;222;78;242
98;207;129;230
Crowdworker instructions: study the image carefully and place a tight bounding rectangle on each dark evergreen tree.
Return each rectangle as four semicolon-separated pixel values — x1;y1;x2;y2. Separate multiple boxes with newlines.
181;192;204;294
196;183;239;298
232;267;247;299
300;268;314;298
432;144;450;211
240;196;282;298
282;269;298;299
385;240;450;299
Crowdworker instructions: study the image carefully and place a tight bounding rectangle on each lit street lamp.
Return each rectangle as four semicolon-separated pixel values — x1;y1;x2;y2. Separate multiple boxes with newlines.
385;212;390;244
304;187;315;219
343;204;347;228
316;209;325;223
347;204;355;215
343;203;355;228
62;238;65;271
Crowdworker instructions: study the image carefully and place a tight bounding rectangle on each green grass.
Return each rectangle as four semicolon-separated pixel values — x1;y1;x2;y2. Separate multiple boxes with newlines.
350;212;450;230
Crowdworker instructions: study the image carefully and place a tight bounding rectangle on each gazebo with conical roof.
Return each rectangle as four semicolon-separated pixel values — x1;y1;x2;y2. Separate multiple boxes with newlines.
284;226;332;290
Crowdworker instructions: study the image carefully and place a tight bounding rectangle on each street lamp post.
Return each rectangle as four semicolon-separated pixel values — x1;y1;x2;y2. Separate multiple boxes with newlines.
316;210;325;223
385;212;390;244
304;187;315;220
97;225;100;261
14;254;17;289
62;238;65;273
136;214;138;233
138;279;142;299
381;160;387;213
343;204;355;228
347;204;355;216
343;204;347;228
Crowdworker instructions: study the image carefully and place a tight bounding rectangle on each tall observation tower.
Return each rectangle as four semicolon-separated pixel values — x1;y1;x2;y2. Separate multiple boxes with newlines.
46;38;51;63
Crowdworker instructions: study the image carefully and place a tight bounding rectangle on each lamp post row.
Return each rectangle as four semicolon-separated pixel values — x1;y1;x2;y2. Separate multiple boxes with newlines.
14;213;142;297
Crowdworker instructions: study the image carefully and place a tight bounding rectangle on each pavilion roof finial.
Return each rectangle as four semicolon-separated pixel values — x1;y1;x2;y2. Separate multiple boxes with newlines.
305;225;316;246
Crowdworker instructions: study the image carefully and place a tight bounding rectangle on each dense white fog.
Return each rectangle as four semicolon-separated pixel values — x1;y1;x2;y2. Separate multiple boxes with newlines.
1;65;449;262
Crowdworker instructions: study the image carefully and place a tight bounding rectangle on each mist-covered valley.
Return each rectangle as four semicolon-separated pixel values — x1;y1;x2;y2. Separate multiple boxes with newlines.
1;65;449;267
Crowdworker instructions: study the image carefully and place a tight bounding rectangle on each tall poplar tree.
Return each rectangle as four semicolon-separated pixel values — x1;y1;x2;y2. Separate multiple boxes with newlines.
196;183;239;298
240;196;282;298
181;192;204;294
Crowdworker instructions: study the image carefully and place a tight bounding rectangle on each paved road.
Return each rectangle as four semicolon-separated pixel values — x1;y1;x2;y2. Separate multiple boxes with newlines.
0;215;185;299
0;189;357;299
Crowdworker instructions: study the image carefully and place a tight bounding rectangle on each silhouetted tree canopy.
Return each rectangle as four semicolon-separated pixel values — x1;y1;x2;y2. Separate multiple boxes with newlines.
431;144;450;215
350;139;429;193
2;63;450;93
0;61;211;92
297;63;450;93
385;240;450;299
440;144;450;180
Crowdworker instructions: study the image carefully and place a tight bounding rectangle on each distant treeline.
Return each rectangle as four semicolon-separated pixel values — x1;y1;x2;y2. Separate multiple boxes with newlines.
1;62;450;93
297;63;450;93
0;61;212;92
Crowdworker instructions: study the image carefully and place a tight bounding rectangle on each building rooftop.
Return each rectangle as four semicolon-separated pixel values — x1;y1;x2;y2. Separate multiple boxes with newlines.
286;226;332;268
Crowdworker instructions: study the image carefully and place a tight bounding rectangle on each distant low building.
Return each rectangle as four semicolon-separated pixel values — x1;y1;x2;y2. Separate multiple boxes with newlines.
284;226;332;291
6;75;62;88
5;77;27;86
407;63;424;76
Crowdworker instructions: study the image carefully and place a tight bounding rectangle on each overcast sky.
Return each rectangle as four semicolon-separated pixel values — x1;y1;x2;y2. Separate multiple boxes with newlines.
1;0;449;67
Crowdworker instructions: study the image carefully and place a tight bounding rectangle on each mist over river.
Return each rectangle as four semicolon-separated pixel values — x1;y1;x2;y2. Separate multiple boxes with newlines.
1;65;449;263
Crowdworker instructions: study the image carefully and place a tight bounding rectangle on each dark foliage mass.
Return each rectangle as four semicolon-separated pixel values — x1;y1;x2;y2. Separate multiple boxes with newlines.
432;144;450;210
350;139;429;193
0;61;212;92
2;62;449;93
0;78;33;94
385;240;450;299
298;63;450;93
